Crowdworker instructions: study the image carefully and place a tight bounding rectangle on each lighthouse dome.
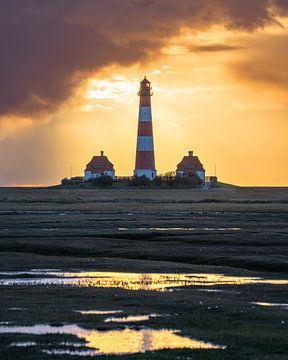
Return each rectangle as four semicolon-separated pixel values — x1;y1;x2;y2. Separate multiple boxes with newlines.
141;76;150;83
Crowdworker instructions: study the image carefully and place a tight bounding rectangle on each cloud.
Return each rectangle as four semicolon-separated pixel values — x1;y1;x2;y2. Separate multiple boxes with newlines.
191;44;243;52
0;0;287;119
229;34;288;92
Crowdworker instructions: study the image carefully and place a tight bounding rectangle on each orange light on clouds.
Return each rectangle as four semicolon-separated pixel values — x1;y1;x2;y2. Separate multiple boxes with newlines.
0;21;288;186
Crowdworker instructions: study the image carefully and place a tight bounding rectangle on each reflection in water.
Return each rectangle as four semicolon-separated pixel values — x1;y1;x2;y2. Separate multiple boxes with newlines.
197;289;240;294
75;310;123;315
0;271;287;291
10;341;86;348
42;349;98;356
1;325;226;355
252;302;288;309
9;341;37;347
104;314;159;323
118;227;241;231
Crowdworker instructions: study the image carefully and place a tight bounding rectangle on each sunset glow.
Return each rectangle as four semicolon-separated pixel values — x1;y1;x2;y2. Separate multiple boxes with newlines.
0;2;288;186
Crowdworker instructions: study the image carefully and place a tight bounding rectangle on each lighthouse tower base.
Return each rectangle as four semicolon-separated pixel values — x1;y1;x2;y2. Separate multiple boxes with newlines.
134;169;157;180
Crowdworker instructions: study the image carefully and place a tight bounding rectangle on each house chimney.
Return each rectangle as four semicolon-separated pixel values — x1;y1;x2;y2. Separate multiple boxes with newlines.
188;151;193;157
100;151;104;157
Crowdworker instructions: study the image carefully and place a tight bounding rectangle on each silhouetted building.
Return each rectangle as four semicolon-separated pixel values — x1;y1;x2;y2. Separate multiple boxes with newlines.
134;77;156;179
84;151;115;181
176;151;205;181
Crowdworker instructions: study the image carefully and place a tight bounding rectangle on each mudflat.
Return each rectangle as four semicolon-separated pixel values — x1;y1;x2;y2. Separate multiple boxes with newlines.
0;186;287;359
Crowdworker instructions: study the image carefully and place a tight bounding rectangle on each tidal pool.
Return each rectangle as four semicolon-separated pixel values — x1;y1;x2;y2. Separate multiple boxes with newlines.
1;325;226;355
75;310;123;315
104;314;159;323
9;341;37;347
252;302;288;309
0;271;287;291
118;227;241;231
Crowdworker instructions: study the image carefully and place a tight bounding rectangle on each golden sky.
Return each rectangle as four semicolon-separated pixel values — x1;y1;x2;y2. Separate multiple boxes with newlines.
0;1;287;186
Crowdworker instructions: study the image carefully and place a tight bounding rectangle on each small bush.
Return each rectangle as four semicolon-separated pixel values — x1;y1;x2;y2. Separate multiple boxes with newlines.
152;176;163;187
91;175;113;186
129;175;151;187
167;175;202;188
61;178;70;186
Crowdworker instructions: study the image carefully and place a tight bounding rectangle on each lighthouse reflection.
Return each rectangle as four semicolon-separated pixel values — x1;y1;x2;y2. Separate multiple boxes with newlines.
2;325;225;355
1;271;288;289
83;328;225;354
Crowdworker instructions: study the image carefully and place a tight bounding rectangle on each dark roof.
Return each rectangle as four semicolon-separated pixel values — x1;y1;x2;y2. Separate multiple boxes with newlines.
85;155;114;173
141;76;150;84
177;154;205;173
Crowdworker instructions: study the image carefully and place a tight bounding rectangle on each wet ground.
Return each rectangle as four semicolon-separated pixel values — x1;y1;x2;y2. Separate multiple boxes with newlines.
0;186;287;359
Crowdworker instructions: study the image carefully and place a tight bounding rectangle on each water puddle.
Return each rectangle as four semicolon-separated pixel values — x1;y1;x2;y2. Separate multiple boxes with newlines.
118;227;240;232
75;310;123;315
197;289;224;293
9;341;37;347
1;324;226;355
42;349;98;356
197;289;240;294
0;271;287;291
252;302;288;309
42;228;59;231
0;269;61;276
9;341;86;348
0;211;80;216
104;314;159;323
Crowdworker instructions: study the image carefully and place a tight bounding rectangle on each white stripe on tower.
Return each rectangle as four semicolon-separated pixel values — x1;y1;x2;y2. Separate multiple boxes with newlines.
136;136;154;151
139;106;152;122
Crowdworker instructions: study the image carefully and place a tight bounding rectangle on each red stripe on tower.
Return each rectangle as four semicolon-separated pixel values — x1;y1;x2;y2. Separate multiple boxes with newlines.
134;77;156;179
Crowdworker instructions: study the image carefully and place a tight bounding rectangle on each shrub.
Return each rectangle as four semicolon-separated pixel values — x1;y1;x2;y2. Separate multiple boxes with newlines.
152;176;163;187
129;175;151;187
167;175;202;188
61;178;70;186
91;175;113;186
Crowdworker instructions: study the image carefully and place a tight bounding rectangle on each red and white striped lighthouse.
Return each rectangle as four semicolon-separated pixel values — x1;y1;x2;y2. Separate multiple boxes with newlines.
134;77;157;179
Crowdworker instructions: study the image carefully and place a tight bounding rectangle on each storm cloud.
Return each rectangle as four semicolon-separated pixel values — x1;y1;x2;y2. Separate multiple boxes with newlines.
1;0;288;118
230;34;288;92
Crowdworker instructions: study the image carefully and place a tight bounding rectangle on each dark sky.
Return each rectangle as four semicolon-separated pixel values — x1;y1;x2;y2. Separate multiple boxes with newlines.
1;0;288;119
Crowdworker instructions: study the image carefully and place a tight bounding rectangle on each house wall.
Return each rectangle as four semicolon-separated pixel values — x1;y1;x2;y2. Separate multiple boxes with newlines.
104;171;115;179
84;171;92;181
196;171;205;181
176;170;205;182
134;169;156;179
84;170;115;181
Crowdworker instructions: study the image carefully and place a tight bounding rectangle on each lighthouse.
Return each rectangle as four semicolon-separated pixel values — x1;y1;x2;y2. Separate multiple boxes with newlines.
134;77;157;179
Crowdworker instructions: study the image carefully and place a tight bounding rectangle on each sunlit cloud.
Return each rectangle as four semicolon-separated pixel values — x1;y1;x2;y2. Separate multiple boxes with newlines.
155;85;230;96
161;45;190;55
232;101;285;111
83;76;139;111
87;78;137;100
0;116;44;140
1;2;288;186
151;69;162;75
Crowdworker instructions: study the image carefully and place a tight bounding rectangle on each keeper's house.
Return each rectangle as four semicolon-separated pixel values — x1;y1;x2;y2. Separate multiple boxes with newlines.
176;151;205;182
84;151;115;181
